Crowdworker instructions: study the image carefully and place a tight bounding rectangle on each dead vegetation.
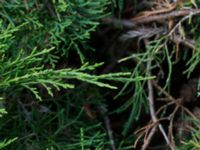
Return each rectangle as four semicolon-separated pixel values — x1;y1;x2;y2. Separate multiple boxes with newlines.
93;0;200;149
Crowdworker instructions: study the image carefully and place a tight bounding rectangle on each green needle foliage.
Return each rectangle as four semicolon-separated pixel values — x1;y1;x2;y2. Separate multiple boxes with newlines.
0;99;17;149
177;119;200;150
0;0;110;62
0;0;199;149
0;21;150;101
0;1;153;149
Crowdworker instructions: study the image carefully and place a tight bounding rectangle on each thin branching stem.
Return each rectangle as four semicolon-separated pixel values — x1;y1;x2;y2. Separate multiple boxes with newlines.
143;51;174;150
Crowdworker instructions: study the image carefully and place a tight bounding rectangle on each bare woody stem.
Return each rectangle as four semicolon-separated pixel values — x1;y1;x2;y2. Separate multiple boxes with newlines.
142;49;175;150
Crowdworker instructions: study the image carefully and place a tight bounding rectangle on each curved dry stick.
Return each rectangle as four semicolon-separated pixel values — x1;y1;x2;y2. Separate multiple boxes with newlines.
133;2;177;20
168;105;180;147
168;10;200;36
143;54;174;150
141;125;158;150
103;9;200;29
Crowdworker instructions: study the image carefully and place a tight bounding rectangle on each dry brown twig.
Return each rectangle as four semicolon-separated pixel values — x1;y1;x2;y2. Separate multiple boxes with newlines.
141;39;175;150
170;34;195;50
153;80;198;120
168;105;180;147
107;2;199;148
134;117;168;149
132;63;197;149
132;56;197;149
133;1;177;20
98;106;116;150
152;79;199;147
168;10;200;36
167;9;200;50
103;9;200;29
104;115;116;150
104;7;198;50
141;125;158;150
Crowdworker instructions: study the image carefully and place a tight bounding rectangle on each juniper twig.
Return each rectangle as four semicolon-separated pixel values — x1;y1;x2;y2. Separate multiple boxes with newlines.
143;51;174;150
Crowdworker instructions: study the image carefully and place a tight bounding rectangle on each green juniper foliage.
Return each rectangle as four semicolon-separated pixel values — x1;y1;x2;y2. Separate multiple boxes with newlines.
0;99;17;149
0;0;200;149
0;1;152;149
0;0;110;63
0;22;139;99
176;119;200;150
0;0;112;149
